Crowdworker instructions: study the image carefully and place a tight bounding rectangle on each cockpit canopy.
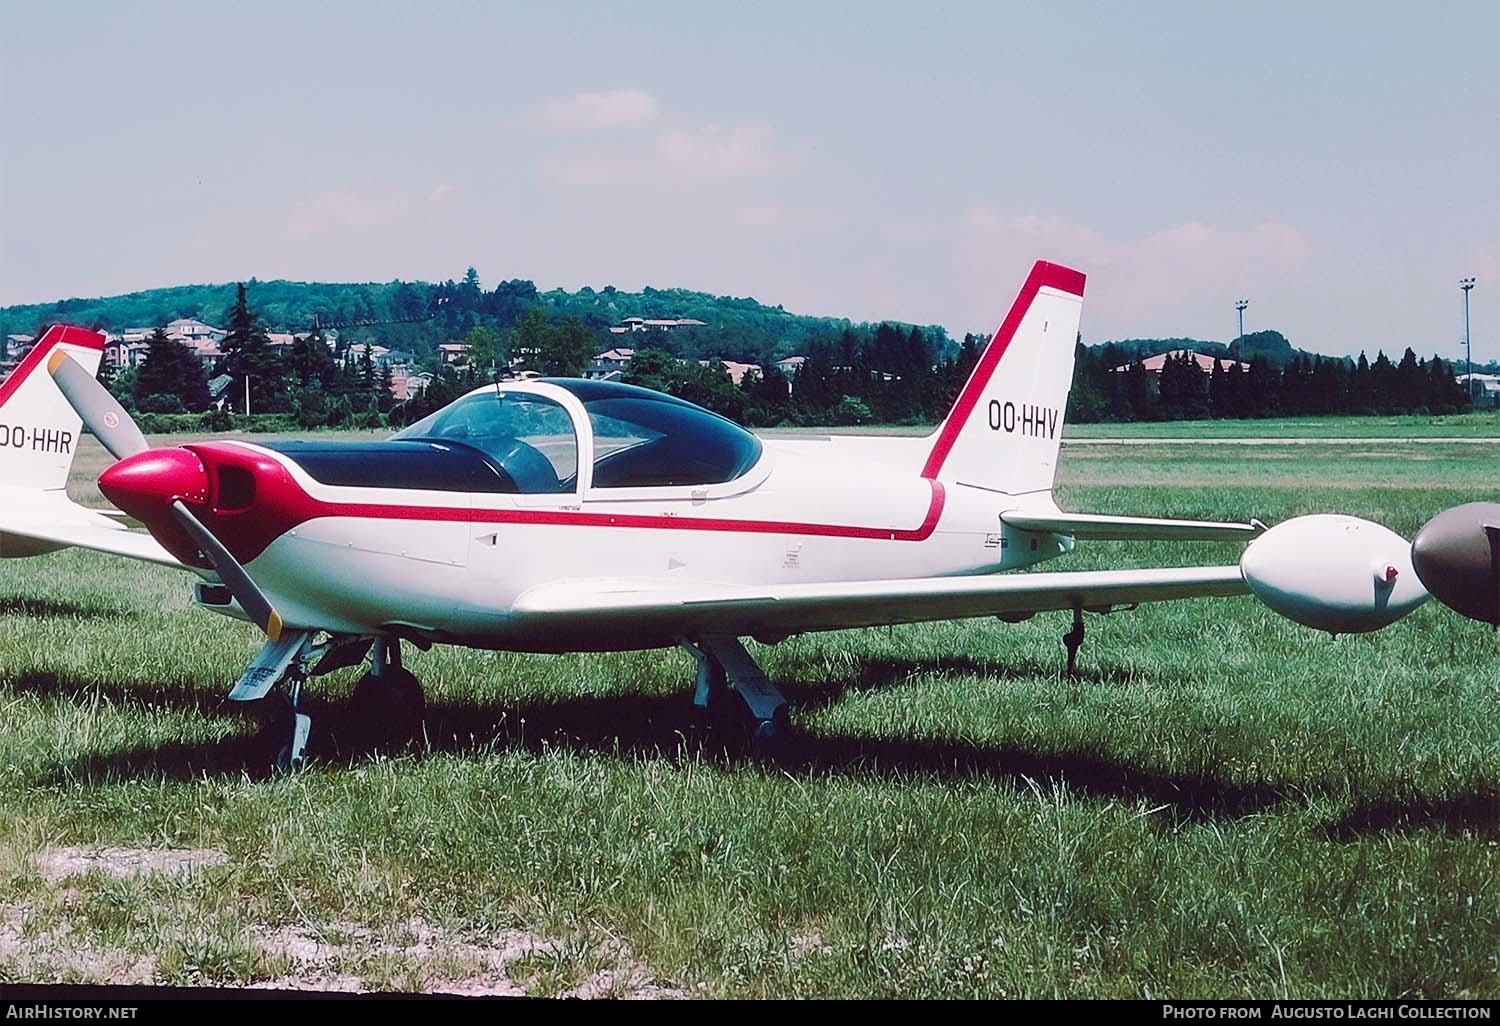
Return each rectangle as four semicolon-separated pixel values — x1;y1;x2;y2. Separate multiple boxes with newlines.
376;379;763;493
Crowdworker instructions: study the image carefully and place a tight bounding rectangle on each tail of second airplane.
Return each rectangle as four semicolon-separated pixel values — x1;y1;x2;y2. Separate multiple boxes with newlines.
920;260;1085;496
0;325;106;493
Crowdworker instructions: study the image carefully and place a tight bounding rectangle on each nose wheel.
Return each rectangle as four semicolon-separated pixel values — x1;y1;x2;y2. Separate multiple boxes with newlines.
252;686;312;774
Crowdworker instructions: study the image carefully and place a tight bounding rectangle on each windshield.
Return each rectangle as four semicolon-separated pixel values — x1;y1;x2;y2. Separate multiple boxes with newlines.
585;394;763;488
391;391;578;493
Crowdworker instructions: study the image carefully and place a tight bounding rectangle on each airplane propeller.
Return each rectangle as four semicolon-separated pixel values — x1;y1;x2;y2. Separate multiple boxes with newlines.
47;350;148;460
47;351;285;641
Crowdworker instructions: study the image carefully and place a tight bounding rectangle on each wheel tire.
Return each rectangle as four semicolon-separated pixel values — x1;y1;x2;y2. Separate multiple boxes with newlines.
249;693;297;774
748;709;793;764
350;667;426;754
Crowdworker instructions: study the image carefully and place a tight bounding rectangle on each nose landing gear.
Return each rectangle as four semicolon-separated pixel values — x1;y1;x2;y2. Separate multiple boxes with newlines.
233;632;425;772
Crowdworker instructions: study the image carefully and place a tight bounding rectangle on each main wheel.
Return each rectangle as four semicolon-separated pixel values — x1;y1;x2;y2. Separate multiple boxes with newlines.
349;666;426;754
748;708;793;764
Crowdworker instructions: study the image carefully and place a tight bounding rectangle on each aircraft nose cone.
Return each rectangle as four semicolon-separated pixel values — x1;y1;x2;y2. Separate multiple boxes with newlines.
98;447;209;520
1411;502;1500;626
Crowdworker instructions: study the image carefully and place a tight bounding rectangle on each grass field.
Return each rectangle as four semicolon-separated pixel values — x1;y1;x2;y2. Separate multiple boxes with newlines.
2;429;1497;997
1063;412;1500;439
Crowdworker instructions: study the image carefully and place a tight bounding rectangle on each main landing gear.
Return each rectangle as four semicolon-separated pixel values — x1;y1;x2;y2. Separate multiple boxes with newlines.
349;637;427;754
231;632;425;772
684;635;792;760
1063;605;1086;678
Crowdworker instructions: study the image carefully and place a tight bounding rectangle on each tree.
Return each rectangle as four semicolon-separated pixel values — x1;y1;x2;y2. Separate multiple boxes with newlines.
287;329;336;390
464;324;508;380
134;327;211;412
833;395;873;425
623;348;689;394
219;283;287;413
509;308;551;373
536;315;597;377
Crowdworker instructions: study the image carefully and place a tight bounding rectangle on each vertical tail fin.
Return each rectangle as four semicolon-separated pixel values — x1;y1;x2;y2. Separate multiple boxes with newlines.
921;261;1085;495
0;325;105;492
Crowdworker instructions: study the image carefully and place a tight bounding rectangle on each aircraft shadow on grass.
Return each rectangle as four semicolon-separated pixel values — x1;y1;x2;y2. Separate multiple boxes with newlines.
0;595;137;619
11;657;1496;839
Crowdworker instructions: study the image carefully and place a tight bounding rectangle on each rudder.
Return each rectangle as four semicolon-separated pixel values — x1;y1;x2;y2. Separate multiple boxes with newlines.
921;261;1085;495
0;325;105;492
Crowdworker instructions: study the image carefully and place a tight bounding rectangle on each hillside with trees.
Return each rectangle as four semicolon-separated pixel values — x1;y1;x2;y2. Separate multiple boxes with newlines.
0;269;954;371
0;273;1479;429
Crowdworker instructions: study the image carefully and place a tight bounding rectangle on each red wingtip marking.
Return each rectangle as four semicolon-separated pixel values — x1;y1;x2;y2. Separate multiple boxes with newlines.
919;260;1085;480
0;324;107;407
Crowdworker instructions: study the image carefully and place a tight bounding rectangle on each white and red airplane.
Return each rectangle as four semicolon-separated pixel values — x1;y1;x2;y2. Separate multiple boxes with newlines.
4;262;1433;768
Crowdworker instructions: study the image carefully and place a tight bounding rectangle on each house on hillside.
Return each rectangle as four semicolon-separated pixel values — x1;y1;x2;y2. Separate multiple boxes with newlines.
701;359;762;386
1110;349;1249;377
164;318;226;343
587;348;635;379
607;317;707;335
390;369;434;401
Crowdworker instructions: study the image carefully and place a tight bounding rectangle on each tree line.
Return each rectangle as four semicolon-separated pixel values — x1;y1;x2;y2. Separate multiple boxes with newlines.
1065;344;1474;423
93;277;1476;431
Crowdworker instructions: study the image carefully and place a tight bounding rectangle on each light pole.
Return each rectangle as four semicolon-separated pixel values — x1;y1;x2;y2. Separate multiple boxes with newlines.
1235;299;1249;350
1460;278;1475;403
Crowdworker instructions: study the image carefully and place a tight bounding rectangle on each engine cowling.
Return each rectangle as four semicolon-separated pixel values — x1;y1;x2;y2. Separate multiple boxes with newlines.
1240;514;1428;634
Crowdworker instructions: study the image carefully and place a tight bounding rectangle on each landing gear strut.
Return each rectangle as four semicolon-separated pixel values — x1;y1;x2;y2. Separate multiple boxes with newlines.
1063;605;1085;678
229;631;420;771
684;635;791;760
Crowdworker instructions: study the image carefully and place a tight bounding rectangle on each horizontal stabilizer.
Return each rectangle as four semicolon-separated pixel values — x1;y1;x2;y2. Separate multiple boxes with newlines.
1001;511;1267;542
0;516;185;568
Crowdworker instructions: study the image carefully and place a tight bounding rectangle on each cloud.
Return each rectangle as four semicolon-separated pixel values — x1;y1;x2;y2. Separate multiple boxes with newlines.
285;185;412;241
957;208;1318;337
533;89;659;132
538;124;776;189
426;184;457;206
655;124;773;181
531;90;776;189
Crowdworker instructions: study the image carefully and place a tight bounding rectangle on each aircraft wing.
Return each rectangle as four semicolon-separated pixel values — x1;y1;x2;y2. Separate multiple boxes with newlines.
509;565;1249;640
0;493;184;568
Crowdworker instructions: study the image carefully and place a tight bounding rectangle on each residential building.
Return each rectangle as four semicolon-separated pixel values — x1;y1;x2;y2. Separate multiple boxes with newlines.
607;317;708;334
587;348;635;379
1110;349;1250;376
1456;373;1500;408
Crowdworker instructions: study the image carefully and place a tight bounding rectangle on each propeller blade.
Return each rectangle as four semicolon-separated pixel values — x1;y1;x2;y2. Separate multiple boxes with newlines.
169;499;284;641
47;350;149;461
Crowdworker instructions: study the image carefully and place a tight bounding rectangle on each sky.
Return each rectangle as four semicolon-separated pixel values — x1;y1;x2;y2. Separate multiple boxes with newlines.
1;1;1496;360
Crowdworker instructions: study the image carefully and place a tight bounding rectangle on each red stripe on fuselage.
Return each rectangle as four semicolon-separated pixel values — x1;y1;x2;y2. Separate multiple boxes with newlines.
920;261;1085;481
0;325;106;407
183;441;948;565
305;482;946;539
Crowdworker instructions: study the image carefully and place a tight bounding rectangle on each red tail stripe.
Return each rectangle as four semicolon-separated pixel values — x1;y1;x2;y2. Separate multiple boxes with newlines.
0;324;106;407
919;261;1085;480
